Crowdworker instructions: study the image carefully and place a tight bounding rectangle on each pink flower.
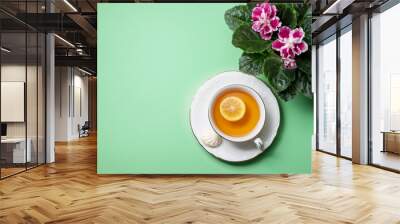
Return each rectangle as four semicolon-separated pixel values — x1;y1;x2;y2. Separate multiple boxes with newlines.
271;26;308;60
283;58;297;70
251;3;281;40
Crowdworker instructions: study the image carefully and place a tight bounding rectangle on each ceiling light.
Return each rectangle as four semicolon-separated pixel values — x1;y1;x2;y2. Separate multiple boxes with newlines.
54;34;75;48
76;48;85;55
1;47;11;53
63;0;78;12
78;67;93;76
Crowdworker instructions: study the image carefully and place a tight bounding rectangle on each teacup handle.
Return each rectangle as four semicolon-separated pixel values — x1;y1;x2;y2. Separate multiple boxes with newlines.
254;138;264;151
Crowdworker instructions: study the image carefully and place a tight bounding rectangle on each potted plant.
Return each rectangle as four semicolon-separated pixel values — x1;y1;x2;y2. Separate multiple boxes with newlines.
225;1;312;101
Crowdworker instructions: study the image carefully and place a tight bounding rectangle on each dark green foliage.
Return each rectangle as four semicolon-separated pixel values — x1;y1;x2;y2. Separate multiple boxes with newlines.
232;25;271;53
263;56;296;92
225;1;312;101
239;53;265;76
275;4;298;29
224;5;251;31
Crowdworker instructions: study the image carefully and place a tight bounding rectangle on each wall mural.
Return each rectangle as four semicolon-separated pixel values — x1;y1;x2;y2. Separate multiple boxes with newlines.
97;2;313;174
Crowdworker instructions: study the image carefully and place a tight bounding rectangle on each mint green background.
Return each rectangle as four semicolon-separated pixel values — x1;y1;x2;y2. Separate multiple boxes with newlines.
97;4;312;174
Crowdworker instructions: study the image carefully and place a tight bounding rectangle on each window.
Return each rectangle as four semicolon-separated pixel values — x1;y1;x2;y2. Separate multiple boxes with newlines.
317;35;337;154
0;1;47;179
339;27;352;158
370;3;400;171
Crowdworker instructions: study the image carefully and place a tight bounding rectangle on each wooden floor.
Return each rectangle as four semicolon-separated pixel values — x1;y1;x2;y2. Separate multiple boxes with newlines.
373;150;400;171
1;135;400;224
1;167;26;178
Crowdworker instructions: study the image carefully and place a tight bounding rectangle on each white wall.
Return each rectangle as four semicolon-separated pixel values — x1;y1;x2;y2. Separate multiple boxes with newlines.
1;63;46;164
1;66;26;142
55;67;70;141
1;82;25;122
55;67;89;141
71;73;89;138
1;65;42;137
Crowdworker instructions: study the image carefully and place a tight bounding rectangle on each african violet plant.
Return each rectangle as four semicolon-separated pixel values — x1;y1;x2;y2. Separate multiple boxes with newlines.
224;1;312;101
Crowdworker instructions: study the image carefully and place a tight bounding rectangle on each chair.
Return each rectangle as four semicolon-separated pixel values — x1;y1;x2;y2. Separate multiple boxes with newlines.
79;121;90;138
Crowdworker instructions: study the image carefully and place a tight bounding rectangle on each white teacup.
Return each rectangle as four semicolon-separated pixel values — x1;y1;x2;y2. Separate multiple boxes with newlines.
208;84;266;150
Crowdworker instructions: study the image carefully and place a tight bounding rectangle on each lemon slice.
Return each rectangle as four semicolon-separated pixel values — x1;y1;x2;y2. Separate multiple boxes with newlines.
219;96;246;122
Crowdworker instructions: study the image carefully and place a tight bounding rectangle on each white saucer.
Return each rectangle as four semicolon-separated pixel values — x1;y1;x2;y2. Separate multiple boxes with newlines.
190;71;280;162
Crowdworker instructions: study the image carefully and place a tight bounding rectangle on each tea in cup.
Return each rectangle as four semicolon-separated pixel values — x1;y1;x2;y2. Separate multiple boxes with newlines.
208;84;265;150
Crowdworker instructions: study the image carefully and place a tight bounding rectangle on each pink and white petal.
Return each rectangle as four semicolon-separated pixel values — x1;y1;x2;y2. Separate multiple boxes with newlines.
280;48;295;59
289;49;295;58
293;46;301;55
272;40;285;51
280;48;290;58
292;42;304;55
252;7;263;21
278;26;291;40
252;21;263;32
295;42;308;54
260;31;272;40
301;41;308;53
263;23;273;33
263;3;272;16
270;5;277;18
291;28;304;42
284;58;297;69
270;18;281;31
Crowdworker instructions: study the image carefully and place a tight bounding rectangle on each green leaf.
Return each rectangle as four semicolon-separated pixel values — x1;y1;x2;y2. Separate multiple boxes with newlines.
232;25;270;53
296;71;313;98
239;53;265;76
276;4;297;28
247;2;257;12
302;11;312;46
295;1;311;25
276;71;300;101
294;2;311;46
286;56;312;99
224;5;251;31
263;56;296;92
278;69;312;101
297;57;311;76
304;27;311;47
278;83;298;101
